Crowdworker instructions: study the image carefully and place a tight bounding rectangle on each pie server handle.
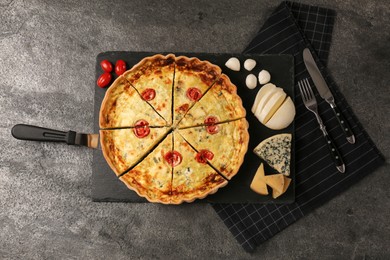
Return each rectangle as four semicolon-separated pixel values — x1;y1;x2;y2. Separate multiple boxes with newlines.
11;124;77;145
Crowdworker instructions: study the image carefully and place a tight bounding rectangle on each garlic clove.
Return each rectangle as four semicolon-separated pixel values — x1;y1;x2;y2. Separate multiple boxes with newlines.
258;70;271;85
244;59;256;71
225;57;240;71
246;74;257;89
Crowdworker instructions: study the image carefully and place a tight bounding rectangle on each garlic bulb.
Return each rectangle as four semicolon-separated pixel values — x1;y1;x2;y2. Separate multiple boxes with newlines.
225;57;240;71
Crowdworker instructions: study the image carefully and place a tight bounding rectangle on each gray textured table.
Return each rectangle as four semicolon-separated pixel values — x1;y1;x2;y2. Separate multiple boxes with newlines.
1;0;389;259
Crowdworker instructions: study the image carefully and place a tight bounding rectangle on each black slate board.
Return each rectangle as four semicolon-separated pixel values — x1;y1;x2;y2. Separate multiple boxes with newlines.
92;52;295;203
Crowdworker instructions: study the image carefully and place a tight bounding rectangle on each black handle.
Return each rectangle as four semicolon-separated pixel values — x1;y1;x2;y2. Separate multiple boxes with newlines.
331;105;355;144
323;132;345;173
11;124;76;145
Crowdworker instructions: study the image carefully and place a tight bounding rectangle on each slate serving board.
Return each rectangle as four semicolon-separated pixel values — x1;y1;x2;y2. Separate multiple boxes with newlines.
92;52;295;203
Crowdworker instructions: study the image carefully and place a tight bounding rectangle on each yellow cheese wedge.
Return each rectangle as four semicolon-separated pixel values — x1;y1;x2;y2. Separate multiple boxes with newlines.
258;90;287;124
265;96;296;130
264;174;285;194
250;163;269;195
272;176;291;199
251;83;277;114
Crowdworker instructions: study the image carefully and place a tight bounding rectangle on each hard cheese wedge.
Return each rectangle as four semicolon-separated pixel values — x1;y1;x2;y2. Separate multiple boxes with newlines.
123;54;175;125
264;174;291;199
250;163;268;195
253;133;292;176
100;127;170;176
119;133;173;204
171;132;228;204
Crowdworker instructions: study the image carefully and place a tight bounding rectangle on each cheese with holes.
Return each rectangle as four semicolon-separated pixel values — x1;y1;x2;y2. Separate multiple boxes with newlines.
253;133;292;176
250;163;268;195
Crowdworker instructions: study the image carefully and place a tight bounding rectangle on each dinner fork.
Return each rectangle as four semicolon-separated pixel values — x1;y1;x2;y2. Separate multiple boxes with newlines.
298;78;345;173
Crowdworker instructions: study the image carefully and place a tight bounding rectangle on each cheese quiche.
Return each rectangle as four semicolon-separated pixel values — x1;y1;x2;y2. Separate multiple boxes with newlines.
123;54;175;125
100;127;170;176
173;56;221;125
120;133;173;204
100;54;249;204
177;74;246;128
99;76;167;128
178;118;249;180
171;132;228;204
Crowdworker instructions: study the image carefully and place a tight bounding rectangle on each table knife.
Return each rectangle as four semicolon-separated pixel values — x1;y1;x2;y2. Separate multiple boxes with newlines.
303;48;355;144
11;124;100;149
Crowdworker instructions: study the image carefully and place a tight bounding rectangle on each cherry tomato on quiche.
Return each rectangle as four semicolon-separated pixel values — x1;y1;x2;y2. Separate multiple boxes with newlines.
141;88;156;101
100;60;113;73
115;60;127;76
133;119;150;138
195;149;214;164
204;116;220;134
164;151;182;167
186;87;202;101
97;72;112;88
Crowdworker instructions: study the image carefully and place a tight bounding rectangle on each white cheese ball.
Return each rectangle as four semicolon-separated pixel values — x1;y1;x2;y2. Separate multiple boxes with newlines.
258;70;271;85
225;57;240;71
246;74;257;89
244;59;256;71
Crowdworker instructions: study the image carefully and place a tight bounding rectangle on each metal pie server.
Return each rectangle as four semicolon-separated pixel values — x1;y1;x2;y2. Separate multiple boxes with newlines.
303;48;355;144
11;124;100;149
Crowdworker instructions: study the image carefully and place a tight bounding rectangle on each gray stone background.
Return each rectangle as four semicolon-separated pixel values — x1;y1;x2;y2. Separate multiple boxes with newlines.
1;0;389;259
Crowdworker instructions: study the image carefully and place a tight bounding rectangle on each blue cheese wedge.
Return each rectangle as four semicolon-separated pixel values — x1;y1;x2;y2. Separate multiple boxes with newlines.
253;133;291;176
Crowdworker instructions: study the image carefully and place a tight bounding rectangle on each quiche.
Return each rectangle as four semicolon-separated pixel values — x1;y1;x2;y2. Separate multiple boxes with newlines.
178;74;246;128
123;54;175;125
99;75;167;128
99;54;249;204
178;118;249;180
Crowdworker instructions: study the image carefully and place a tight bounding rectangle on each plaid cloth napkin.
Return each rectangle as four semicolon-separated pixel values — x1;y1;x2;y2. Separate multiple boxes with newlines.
212;1;385;252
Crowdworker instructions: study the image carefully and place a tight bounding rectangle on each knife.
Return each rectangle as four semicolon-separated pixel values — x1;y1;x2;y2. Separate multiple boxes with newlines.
303;48;355;144
11;124;100;149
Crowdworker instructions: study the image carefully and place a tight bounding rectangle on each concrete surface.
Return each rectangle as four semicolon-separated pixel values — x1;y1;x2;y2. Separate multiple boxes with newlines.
1;0;389;259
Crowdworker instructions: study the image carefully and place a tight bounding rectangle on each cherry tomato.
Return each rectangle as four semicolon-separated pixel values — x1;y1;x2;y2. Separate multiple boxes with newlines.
176;103;189;113
115;60;127;76
204;116;220;134
195;149;214;164
141;88;156;101
133;119;150;138
204;116;219;125
100;60;113;72
97;72;112;88
186;87;202;101
164;151;182;167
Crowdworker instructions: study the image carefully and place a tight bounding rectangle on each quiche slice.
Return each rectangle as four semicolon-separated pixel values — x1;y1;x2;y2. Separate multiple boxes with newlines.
178;118;249;180
123;54;175;125
172;56;222;126
253;133;292;176
100;127;170;176
99;76;167;128
178;74;246;128
170;132;228;204
119;133;173;204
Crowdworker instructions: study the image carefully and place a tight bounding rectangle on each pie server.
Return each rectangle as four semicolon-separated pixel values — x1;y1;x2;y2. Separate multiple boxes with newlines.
11;124;100;149
303;48;355;144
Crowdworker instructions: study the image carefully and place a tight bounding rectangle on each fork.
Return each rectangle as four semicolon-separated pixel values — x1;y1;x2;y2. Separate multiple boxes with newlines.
298;78;345;173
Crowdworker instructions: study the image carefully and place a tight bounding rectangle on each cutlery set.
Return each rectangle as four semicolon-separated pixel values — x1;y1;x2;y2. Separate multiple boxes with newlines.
299;48;355;173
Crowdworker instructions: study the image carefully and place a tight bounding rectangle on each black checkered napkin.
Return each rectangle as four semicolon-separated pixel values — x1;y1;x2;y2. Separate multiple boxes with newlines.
212;1;385;252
